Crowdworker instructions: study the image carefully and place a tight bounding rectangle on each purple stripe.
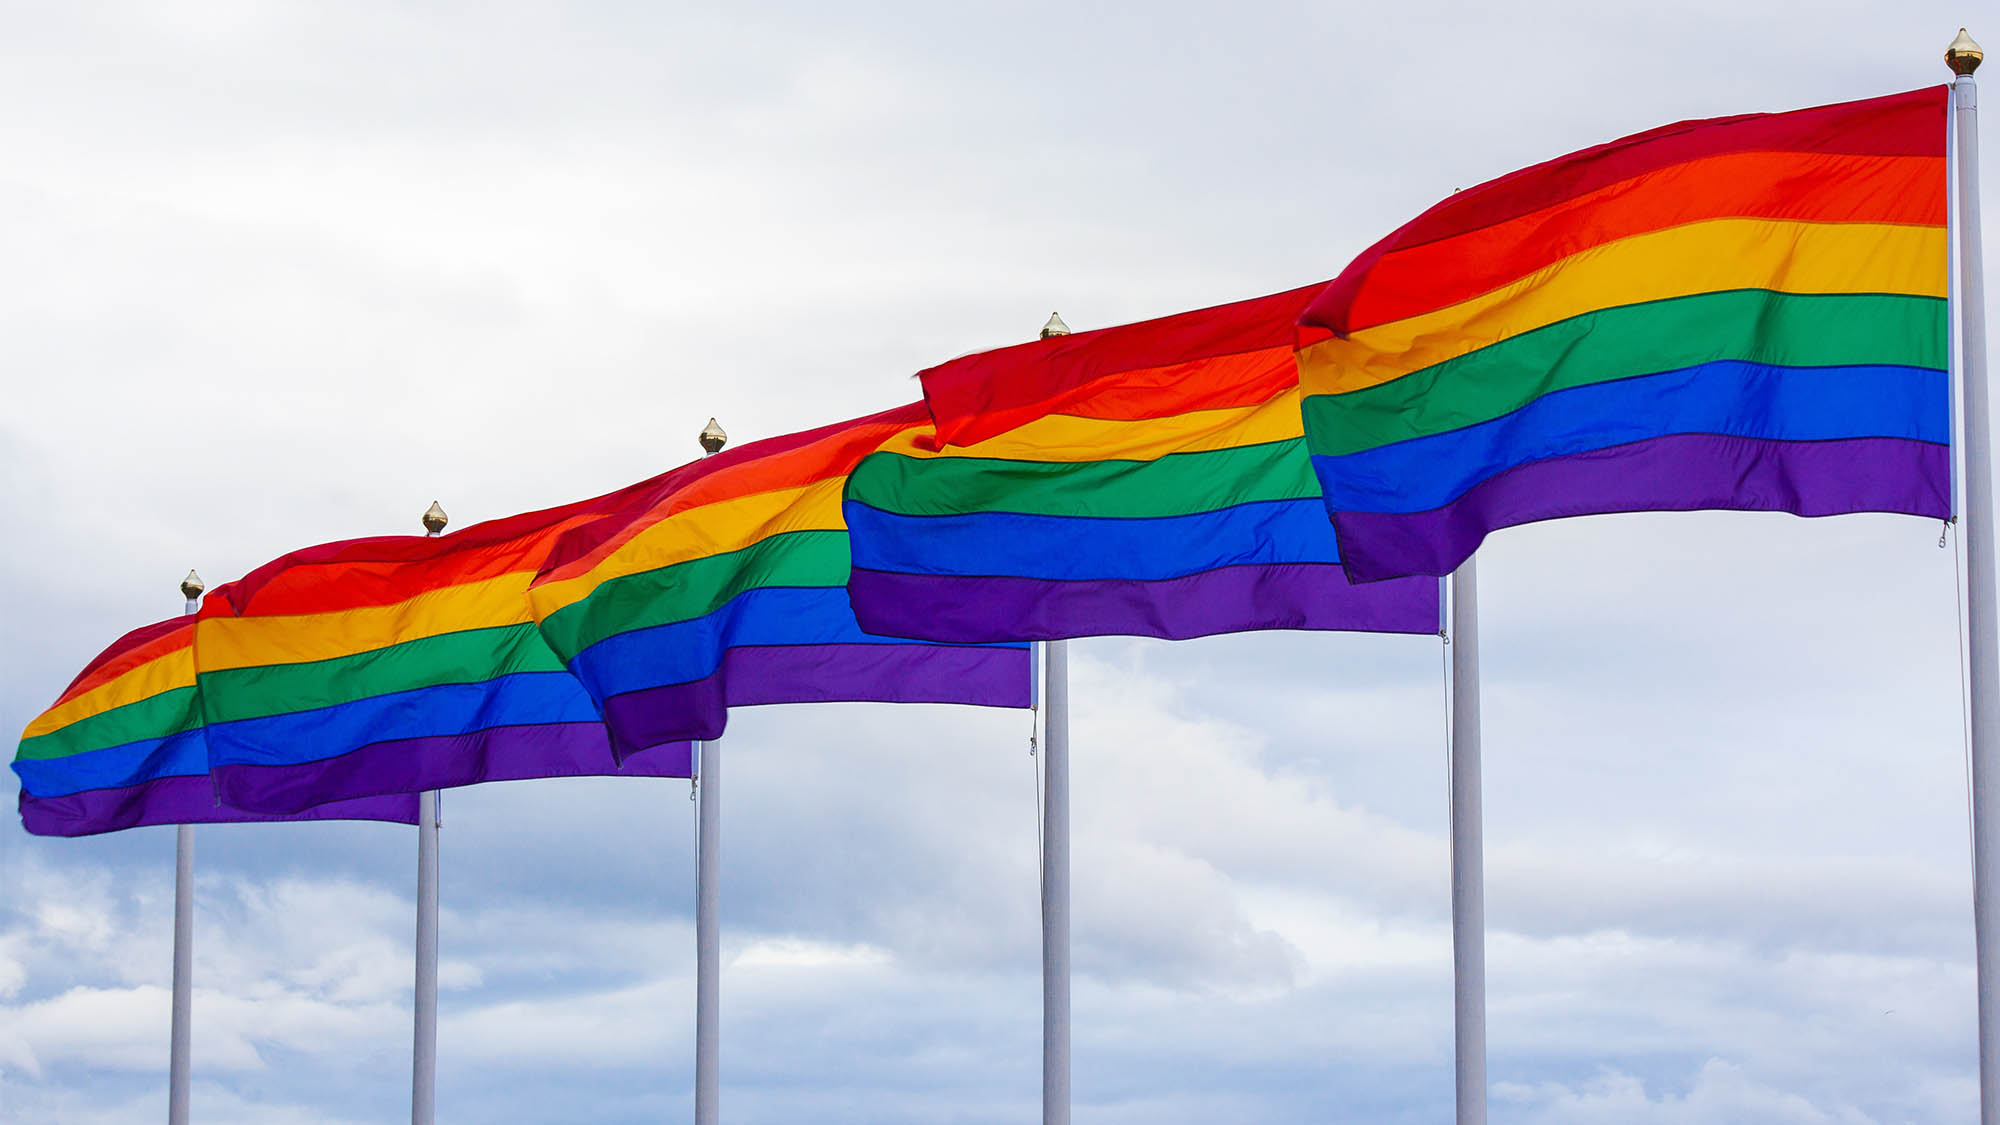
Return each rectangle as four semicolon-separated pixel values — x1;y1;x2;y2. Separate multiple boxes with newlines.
1331;434;1952;582
846;564;1440;644
211;721;691;816
19;776;419;838
600;643;1032;756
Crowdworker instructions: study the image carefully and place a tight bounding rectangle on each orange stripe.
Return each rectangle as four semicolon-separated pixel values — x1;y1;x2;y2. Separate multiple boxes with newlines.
217;522;596;619
55;622;194;707
984;345;1300;429
534;414;921;587
1346;151;1945;332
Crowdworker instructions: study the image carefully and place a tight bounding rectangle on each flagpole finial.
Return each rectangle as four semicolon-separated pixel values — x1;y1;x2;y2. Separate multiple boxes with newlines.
1040;312;1070;339
699;417;728;455
1948;28;1984;76
179;569;205;601
421;501;449;535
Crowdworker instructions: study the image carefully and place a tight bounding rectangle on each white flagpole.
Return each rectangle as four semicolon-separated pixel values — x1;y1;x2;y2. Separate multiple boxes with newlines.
694;418;727;1125
1447;562;1486;1124
693;728;721;1125
167;569;204;1125
1036;312;1072;1125
1042;638;1071;1125
1949;29;2000;1125
412;501;448;1125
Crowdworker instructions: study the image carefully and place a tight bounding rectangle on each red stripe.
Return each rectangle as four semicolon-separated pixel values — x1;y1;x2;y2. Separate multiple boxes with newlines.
214;504;611;617
1305;85;1948;340
56;617;193;703
919;285;1324;446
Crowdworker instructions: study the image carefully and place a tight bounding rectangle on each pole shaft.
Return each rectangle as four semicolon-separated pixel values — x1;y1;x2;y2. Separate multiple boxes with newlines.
694;739;721;1125
1956;72;2000;1125
1450;561;1487;1125
412;790;438;1125
167;591;199;1125
168;823;194;1124
1042;640;1071;1125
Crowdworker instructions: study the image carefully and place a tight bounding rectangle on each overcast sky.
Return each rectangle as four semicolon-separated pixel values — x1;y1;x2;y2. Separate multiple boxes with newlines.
2;2;1995;1122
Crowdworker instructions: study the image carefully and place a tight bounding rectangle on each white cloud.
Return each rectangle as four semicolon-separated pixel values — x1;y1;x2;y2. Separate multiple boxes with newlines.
1497;1059;1880;1125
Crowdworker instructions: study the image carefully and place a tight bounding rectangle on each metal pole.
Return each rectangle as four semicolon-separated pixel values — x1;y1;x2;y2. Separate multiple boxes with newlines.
168;570;203;1125
1449;560;1486;1125
1042;638;1072;1125
1949;31;1999;1125
412;792;438;1125
693;737;721;1125
694;418;727;1125
412;503;447;1125
169;824;194;1122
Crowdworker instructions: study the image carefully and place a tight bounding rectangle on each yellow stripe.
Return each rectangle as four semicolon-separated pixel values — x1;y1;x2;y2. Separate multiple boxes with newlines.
884;391;1304;464
196;572;533;672
530;480;844;614
23;647;195;739
1299;218;1948;395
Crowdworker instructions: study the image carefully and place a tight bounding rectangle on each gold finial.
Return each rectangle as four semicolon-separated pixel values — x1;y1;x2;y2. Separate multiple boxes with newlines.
180;569;205;601
699;417;728;455
1948;28;1984;76
421;500;449;535
1040;312;1071;339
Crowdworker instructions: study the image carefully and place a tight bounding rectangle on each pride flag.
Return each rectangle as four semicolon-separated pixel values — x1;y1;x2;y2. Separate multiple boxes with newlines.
1297;86;1952;581
14;615;418;836
843;290;1440;643
197;500;692;816
527;403;1032;755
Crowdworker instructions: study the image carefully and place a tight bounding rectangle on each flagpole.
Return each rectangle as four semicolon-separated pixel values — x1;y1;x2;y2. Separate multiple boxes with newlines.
1948;30;2000;1125
694;418;727;1125
1042;637;1071;1124
167;569;204;1125
412;501;448;1125
1036;312;1072;1125
1447;562;1486;1124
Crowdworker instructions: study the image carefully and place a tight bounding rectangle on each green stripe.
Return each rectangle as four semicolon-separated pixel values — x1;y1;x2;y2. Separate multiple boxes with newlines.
539;530;851;659
846;438;1321;520
16;686;200;762
1302;290;1948;458
197;623;565;724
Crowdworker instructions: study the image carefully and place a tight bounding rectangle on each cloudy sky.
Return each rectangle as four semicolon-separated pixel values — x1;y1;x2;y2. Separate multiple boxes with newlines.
2;1;1994;1121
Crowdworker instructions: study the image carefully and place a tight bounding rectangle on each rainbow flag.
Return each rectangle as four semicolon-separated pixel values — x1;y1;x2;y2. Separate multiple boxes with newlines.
842;289;1440;642
1296;86;1952;581
197;498;692;816
528;403;1032;754
14;615;418;836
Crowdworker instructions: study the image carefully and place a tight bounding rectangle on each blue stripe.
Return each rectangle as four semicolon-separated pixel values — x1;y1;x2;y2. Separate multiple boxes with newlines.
13;729;207;798
204;672;604;770
1315;361;1949;514
843;497;1343;581
570;585;1026;700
